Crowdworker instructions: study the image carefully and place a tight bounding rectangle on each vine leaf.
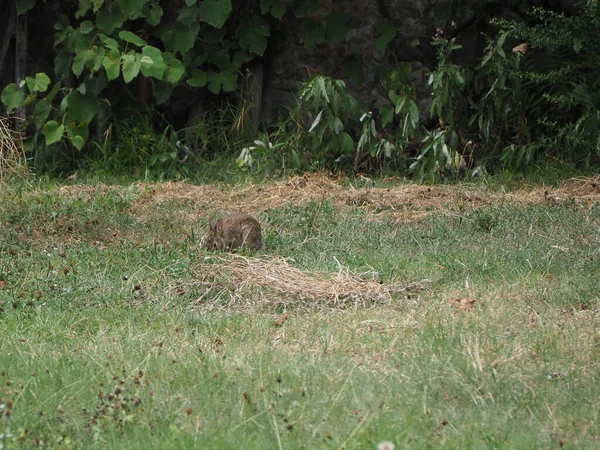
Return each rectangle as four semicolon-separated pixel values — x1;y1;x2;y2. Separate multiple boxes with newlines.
33;99;52;129
140;46;166;80
102;49;121;80
1;84;25;112
119;30;148;47
117;0;146;18
375;19;396;51
164;56;185;83
237;16;270;56
122;54;141;83
28;73;51;93
187;69;207;87
142;3;163;25
173;22;200;54
207;68;237;94
96;3;126;34
302;19;325;53
43;121;65;145
198;0;232;29
66;91;100;124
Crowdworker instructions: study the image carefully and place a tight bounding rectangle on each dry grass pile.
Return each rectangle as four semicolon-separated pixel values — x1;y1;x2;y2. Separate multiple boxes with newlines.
0;117;28;181
189;254;415;311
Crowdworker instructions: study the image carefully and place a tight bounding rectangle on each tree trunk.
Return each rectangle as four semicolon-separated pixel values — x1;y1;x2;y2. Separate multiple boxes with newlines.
0;2;16;75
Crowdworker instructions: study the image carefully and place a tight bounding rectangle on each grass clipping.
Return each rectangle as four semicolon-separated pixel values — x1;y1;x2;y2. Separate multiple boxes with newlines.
191;255;411;311
0;116;27;181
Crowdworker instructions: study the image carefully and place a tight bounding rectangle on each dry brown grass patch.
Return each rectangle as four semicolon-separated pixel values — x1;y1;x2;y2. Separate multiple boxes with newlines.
188;254;418;312
0;116;28;181
125;173;600;224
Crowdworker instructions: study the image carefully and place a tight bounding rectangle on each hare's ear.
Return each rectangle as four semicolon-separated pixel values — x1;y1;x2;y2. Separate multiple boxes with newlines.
209;218;216;232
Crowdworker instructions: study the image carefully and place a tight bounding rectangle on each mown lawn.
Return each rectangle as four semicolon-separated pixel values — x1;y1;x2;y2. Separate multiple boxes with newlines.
1;176;599;449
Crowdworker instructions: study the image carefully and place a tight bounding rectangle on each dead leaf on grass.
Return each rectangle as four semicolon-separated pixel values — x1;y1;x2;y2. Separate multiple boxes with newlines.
273;312;291;328
449;297;477;310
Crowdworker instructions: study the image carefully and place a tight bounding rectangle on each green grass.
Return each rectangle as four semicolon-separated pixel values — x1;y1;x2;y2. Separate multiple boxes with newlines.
1;176;599;449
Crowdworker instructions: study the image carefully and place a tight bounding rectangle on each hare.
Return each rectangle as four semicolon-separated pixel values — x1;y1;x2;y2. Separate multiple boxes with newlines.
206;212;263;252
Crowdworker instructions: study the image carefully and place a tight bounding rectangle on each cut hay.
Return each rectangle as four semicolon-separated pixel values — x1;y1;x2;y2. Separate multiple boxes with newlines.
0;116;28;181
189;254;418;311
126;172;600;226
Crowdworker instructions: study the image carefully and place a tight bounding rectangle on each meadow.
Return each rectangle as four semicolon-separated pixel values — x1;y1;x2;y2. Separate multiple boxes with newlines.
1;174;599;449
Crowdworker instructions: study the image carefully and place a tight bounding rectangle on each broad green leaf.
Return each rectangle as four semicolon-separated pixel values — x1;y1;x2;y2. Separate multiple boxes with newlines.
185;0;197;5
291;149;301;169
75;34;94;54
76;0;91;18
375;19;396;51
161;30;175;51
140;46;166;79
324;13;348;44
142;3;163;25
1;84;25;112
79;20;95;34
46;82;62;103
198;0;232;29
54;50;71;79
154;82;173;104
260;0;285;18
409;100;419;128
117;0;146;18
173;22;200;53
119;30;148;47
309;110;323;132
79;48;98;71
237;16;270;56
54;17;71;44
207;68;237;94
25;77;36;92
187;69;207;87
66;91;100;123
165;57;185;83
92;0;105;12
302;19;325;53
31;73;51;92
83;72;108;95
16;0;36;14
101;36;120;51
96;3;126;33
67;122;89;148
333;116;343;134
43;121;65;145
340;132;354;154
295;0;318;17
206;44;231;69
100;34;119;51
122;54;141;83
379;104;394;127
102;49;121;80
71;135;85;150
20;94;36;108
90;46;106;72
232;49;251;66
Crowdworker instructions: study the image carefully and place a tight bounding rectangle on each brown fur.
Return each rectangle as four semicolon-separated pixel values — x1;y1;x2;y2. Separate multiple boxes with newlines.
206;212;263;252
